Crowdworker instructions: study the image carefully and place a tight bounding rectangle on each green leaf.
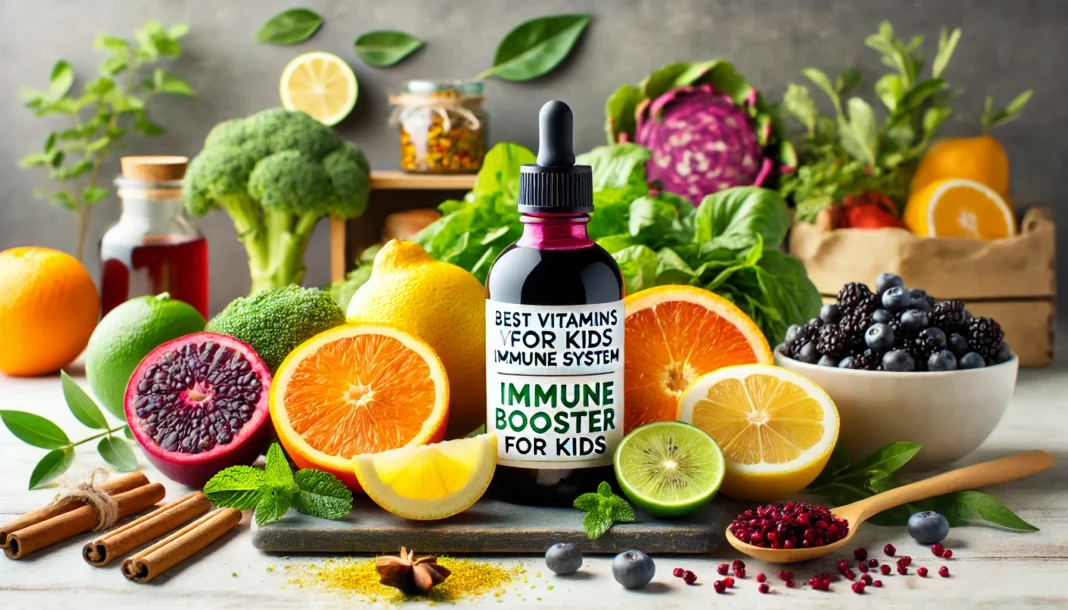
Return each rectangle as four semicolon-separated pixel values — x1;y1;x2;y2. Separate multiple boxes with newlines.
49;191;76;210
153;69;195;96
874;74;903;113
783;83;818;134
839;97;878;165
803;68;842;117
0;410;70;449
956;491;1038;531
51;159;94;180
99;56;128;77
981;90;1033;132
60;371;109;429
573;492;601;512
124;426;134;439
94;34;129;53
83;186;110;204
933;28;961;78
255;8;323;45
597;481;612;497
97;436;138;472
85;77;116;97
354;30;423;67
477;14;591;81
29;448;75;490
50;60;75;97
19;153;51;169
604;84;643;142
612;245;658;294
582;508;613;539
134;116;166;136
167;24;190;40
576;143;650;191
607;495;636;522
694;187;791;251
204;466;267;510
264;443;297;490
293;469;353;520
254;486;293;526
852;442;922;475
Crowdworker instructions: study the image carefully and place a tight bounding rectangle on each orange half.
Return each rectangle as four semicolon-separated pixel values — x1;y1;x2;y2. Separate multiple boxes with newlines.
624;285;773;433
270;324;449;490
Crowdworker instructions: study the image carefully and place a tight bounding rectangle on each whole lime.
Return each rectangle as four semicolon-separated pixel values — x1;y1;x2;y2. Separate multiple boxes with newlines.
85;293;206;418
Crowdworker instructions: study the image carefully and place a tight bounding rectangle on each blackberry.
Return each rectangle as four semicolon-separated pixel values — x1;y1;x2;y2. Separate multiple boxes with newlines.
837;282;875;310
817;325;849;358
930;300;968;334
911;327;947;359
842;349;880;371
784;319;822;359
966;317;1004;360
839;296;879;347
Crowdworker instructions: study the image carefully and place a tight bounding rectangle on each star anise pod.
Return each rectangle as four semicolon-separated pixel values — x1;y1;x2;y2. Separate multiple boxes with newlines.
375;547;451;594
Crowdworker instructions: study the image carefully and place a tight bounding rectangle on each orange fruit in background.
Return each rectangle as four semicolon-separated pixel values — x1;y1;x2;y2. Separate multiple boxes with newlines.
623;285;773;434
270;323;450;490
910;135;1011;196
0;247;99;376
904;178;1016;239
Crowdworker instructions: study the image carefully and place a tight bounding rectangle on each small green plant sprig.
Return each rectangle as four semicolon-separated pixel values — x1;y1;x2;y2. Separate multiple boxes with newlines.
18;20;195;261
204;443;353;526
574;481;636;539
0;372;137;489
808;441;1038;531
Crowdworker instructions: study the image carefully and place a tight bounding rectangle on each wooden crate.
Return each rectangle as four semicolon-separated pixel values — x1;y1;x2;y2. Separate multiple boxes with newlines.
789;207;1056;366
329;171;475;282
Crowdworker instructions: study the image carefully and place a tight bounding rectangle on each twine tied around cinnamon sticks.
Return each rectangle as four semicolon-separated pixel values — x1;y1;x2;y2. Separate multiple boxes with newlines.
389;93;484;134
52;468;122;531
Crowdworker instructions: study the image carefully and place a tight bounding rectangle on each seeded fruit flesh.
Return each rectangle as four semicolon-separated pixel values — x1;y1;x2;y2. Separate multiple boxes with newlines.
124;332;272;486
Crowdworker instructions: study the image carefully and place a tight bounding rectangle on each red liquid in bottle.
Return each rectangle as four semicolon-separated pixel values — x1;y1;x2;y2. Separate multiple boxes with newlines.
100;235;209;318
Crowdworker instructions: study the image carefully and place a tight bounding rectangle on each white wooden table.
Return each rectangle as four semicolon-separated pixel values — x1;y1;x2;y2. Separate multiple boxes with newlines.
2;337;1066;609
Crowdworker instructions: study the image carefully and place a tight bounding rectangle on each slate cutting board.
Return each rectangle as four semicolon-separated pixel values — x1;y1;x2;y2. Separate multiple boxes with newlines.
252;497;723;555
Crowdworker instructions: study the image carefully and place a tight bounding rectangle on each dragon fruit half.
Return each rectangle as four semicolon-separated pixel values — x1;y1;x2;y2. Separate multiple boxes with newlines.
606;61;795;205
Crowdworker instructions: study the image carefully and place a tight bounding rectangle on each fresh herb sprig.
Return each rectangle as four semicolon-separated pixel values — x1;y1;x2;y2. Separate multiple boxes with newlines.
204;443;353;526
808;441;1038;531
574;481;636;539
18;20;195;261
0;372;137;489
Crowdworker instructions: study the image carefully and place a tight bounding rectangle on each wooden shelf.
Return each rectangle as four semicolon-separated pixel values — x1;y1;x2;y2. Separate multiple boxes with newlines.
370;170;475;191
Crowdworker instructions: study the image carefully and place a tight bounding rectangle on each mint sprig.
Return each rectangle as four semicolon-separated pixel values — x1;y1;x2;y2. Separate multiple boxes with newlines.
808;441;1038;531
204;443;352;526
574;481;636;539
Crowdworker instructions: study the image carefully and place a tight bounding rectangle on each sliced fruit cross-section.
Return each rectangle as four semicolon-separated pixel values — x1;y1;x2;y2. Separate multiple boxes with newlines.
270;324;449;490
624;285;773;433
677;364;839;502
354;433;497;520
279;51;358;126
904;177;1016;239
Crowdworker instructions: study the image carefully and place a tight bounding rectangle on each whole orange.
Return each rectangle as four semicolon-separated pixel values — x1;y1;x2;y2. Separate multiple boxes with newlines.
0;247;99;376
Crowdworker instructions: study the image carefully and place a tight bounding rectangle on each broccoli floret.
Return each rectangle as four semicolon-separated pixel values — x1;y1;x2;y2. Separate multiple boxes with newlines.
205;285;345;373
183;108;371;292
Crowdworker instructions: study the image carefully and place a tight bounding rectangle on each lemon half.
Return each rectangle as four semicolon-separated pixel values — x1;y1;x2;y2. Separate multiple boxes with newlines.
279;51;357;126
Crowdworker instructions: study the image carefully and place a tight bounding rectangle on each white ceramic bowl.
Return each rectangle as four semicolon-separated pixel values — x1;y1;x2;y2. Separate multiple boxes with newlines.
774;348;1019;470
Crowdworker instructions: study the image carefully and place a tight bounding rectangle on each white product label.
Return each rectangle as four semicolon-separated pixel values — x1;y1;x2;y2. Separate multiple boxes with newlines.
486;301;624;469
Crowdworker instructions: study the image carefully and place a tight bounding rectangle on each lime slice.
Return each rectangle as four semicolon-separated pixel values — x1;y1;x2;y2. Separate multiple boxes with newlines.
613;421;725;517
279;51;358;126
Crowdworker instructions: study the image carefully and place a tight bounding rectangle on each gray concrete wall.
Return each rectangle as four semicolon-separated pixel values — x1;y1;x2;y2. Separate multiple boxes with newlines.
0;0;1063;316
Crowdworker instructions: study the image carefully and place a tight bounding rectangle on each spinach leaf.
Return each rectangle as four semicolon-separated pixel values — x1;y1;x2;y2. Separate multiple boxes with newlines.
694;187;791;250
477;14;591;81
255;9;322;45
354;31;423;67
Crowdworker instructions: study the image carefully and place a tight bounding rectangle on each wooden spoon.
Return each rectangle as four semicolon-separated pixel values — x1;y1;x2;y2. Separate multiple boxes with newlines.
726;450;1053;563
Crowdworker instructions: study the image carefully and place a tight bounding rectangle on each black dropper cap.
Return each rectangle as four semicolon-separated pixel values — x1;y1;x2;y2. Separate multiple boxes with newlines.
518;100;593;214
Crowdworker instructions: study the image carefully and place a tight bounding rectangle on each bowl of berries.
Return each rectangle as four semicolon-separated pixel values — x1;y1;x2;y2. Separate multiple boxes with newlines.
775;273;1018;469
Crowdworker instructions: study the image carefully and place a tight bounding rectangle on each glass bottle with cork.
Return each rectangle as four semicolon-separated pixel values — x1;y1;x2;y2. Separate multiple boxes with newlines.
99;156;209;318
485;101;625;506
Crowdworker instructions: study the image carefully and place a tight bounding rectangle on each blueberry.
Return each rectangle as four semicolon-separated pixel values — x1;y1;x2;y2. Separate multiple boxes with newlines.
820;303;842;324
545;543;583;575
807;317;825;328
909;289;933;312
900;309;930;333
865;323;895;352
818;355;839;367
995;342;1013;363
919;327;947;350
875;273;904;295
908;511;950;544
784;324;804;348
798;342;820;364
838;356;856;369
882;350;915;372
947;333;969;357
927;350;957;372
872;309;893;324
960;352;986;369
882;287;911;312
612;550;655;589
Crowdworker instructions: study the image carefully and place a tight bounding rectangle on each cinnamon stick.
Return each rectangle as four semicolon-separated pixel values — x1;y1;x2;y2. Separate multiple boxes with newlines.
122;507;242;583
0;471;148;547
83;492;211;567
4;482;165;560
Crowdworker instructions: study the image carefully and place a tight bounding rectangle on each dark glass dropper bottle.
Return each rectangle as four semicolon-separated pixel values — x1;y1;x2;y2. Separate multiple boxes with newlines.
485;101;625;506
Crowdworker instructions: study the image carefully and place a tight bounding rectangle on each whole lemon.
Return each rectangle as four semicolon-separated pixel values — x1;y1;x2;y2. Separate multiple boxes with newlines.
346;240;485;438
0;247;99;376
910;136;1010;196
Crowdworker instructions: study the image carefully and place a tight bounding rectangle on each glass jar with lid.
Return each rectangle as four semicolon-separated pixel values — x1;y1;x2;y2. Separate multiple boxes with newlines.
99;156;209;318
392;80;486;173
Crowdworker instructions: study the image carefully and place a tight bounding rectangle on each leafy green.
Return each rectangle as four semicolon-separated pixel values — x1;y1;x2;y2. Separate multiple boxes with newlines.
808;441;1039;531
0;410;70;449
255;9;322;45
204;443;352;526
574;481;636;539
354;31;423;67
414;143;820;345
97;436;138;472
61;370;110;428
29;449;75;490
476;14;591;81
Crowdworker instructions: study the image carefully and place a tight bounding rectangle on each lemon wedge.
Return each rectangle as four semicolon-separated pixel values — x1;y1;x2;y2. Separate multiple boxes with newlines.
354;433;497;520
677;364;839;502
279;51;358;126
